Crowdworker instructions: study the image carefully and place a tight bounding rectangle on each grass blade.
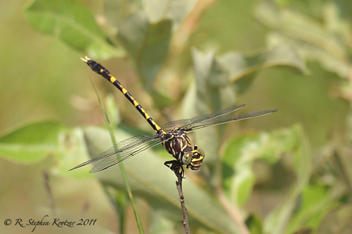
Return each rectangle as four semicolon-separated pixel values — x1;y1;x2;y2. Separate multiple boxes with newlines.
88;73;144;234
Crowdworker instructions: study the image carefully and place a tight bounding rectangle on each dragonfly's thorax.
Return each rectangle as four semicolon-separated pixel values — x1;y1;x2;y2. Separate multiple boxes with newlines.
163;132;192;160
162;132;205;170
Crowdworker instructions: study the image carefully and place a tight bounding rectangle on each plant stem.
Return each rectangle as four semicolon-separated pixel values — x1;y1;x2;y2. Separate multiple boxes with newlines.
176;174;190;234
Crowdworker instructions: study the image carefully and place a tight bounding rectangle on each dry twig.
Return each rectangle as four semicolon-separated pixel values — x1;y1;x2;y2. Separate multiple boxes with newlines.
175;172;190;234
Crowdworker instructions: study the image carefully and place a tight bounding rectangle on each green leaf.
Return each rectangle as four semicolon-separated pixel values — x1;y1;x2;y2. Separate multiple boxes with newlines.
254;1;350;78
105;93;121;128
263;125;312;234
316;204;352;233
144;0;172;23
117;12;172;92
149;91;174;109
337;0;352;22
190;48;238;112
146;0;196;27
285;185;336;233
55;127;91;178
222;125;303;206
104;0;140;32
24;0;123;59
0;121;93;177
246;215;263;234
0;121;64;163
186;46;306;118
82;126;241;233
149;212;178;233
188;48;304;176
222;45;308;91
182;49;238;169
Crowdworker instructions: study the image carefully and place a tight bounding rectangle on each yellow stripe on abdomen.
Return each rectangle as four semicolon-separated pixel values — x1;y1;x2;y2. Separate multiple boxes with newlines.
110;76;117;83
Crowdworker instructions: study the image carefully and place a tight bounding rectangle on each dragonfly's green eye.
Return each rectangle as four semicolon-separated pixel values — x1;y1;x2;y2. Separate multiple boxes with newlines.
196;148;205;158
189;147;205;170
182;151;193;165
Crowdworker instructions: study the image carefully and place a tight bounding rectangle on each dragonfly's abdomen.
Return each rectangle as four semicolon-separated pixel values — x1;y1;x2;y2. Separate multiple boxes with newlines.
83;57;162;133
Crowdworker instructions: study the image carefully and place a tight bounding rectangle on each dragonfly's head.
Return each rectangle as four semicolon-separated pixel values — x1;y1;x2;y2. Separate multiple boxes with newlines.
183;145;205;170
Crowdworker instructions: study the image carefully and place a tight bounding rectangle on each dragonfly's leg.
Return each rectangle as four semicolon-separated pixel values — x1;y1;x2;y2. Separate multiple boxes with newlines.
179;165;185;178
164;160;174;169
164;160;185;178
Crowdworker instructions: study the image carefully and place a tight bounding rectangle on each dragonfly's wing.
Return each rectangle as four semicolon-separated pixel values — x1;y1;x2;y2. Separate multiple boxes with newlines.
70;134;167;173
183;109;277;132
89;137;166;173
161;104;246;132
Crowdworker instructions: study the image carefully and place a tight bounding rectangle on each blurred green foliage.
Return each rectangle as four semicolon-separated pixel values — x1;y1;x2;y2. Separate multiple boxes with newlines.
0;0;351;233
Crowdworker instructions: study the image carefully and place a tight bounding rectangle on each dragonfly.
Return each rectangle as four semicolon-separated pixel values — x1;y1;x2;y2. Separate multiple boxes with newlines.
70;57;277;176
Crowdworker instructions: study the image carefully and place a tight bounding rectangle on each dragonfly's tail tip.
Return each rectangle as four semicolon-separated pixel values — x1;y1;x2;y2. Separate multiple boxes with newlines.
80;56;91;62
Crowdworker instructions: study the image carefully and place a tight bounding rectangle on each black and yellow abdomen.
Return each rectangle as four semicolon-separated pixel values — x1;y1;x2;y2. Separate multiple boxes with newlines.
81;56;162;133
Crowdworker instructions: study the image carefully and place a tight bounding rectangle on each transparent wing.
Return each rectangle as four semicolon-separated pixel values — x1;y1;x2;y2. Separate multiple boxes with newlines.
161;104;246;132
182;109;277;132
69;134;169;173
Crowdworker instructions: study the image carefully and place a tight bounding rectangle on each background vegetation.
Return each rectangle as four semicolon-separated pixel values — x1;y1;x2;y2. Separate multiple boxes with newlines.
0;0;351;233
